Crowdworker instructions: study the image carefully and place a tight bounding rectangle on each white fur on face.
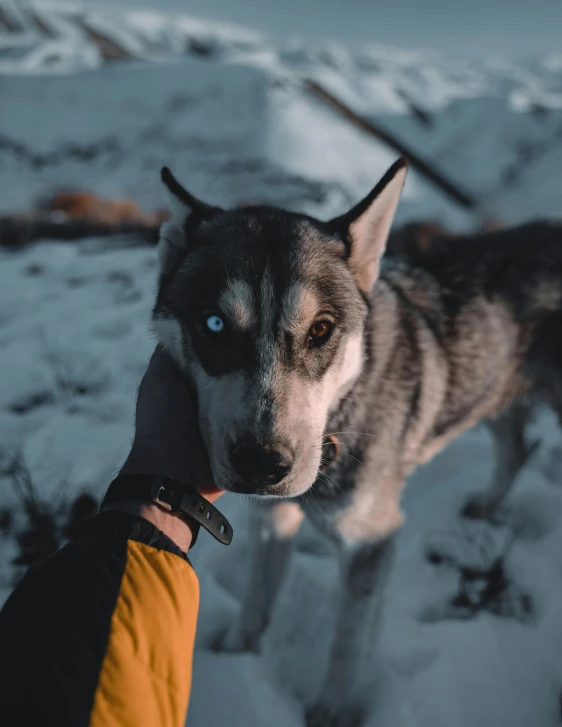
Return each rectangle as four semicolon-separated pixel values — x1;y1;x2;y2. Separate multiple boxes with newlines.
280;283;320;333
154;298;365;496
218;280;256;330
267;331;364;496
192;332;364;495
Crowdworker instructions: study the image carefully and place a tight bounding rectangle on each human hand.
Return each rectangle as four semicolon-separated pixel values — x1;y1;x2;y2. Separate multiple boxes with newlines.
109;346;224;550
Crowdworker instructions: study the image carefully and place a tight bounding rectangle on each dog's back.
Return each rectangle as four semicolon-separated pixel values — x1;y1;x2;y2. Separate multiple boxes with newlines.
398;221;562;415
322;221;562;501
398;221;562;316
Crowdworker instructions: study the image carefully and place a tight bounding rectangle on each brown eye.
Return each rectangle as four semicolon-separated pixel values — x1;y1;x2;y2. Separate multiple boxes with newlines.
307;320;334;347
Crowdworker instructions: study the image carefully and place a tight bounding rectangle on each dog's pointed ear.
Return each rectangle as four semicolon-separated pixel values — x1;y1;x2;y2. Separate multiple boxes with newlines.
158;166;220;276
330;159;407;293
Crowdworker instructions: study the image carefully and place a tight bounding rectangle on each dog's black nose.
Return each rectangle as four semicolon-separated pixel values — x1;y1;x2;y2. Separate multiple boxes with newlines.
231;441;293;488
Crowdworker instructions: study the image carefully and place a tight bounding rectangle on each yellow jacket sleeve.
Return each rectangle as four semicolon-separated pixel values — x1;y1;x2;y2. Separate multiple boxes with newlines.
0;511;199;727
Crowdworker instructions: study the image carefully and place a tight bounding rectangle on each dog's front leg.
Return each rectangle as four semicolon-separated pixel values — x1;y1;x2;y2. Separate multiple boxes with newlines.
306;535;396;727
221;500;304;653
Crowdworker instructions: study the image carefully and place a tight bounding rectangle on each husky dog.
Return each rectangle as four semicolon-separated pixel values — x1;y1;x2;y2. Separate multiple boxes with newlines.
153;159;560;726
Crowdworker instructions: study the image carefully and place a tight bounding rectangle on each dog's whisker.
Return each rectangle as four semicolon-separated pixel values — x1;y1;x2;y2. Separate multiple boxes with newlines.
317;466;345;495
320;440;363;466
318;471;344;497
320;431;378;440
317;472;332;492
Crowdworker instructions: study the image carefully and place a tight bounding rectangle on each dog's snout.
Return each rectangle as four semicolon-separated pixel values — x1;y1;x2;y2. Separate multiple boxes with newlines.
231;440;293;489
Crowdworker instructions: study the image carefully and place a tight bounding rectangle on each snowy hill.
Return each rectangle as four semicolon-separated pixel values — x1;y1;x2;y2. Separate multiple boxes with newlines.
2;3;562;727
1;0;562;228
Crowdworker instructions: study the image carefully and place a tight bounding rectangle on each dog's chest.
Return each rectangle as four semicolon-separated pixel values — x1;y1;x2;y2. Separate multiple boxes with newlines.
299;442;362;530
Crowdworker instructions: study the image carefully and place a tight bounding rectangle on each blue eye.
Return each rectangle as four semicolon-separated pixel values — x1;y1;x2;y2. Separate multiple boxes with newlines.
206;315;225;333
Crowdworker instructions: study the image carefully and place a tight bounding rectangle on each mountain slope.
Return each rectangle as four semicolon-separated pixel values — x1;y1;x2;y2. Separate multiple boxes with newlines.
1;0;562;228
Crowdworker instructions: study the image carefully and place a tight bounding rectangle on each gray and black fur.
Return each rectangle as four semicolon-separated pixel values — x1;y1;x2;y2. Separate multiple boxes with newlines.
153;160;562;727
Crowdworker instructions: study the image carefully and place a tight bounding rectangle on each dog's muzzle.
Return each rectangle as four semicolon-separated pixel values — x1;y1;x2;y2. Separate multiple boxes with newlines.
230;439;294;489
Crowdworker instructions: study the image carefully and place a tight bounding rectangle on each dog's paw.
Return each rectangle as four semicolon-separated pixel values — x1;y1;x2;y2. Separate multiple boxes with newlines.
305;703;363;727
461;493;496;520
209;626;261;654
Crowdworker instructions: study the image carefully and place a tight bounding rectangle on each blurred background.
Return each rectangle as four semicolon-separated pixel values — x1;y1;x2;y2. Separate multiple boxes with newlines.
1;2;562;725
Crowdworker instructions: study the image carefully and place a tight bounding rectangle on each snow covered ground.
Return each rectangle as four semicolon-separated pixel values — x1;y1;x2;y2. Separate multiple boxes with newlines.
2;239;562;726
2;2;562;726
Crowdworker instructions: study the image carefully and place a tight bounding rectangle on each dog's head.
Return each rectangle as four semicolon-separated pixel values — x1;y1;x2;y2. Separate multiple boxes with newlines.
153;160;407;497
